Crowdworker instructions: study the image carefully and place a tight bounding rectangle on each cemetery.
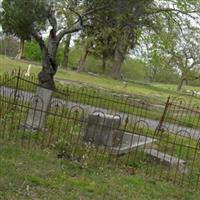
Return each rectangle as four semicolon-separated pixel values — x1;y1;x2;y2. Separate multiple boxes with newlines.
0;70;200;195
1;0;200;199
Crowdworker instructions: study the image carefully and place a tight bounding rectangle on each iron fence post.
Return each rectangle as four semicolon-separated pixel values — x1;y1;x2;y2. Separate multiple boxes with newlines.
13;68;21;105
155;96;171;135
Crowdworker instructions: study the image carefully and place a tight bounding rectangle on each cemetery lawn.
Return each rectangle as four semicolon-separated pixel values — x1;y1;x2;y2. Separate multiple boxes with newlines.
0;143;199;200
1;55;200;199
1;55;200;105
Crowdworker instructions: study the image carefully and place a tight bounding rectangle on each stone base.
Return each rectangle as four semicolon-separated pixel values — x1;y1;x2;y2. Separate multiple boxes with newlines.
108;132;156;155
144;149;188;173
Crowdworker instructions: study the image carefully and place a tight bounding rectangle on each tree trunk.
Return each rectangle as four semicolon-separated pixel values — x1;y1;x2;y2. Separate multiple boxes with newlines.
77;48;89;72
62;34;71;68
149;67;158;82
177;77;186;92
16;38;25;59
38;51;57;90
38;32;58;90
111;42;127;79
102;54;107;74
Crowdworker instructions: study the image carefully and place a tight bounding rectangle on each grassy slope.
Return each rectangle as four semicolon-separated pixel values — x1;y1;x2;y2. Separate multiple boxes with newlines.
0;143;199;200
1;55;199;105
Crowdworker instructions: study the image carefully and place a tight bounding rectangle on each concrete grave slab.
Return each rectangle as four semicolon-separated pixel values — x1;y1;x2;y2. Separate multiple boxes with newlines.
144;149;187;173
110;132;156;155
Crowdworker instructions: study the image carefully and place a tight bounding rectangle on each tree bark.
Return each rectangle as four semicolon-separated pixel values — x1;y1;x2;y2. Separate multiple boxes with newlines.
77;48;89;72
16;38;25;59
177;77;186;92
62;34;71;68
102;54;107;74
36;30;58;90
111;42;127;79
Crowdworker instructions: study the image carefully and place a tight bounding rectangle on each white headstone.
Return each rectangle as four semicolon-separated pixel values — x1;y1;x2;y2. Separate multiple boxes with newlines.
24;87;53;130
25;64;32;77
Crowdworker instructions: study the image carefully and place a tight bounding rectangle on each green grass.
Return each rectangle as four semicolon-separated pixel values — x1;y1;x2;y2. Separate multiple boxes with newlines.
0;54;194;105
1;99;200;190
1;92;200;199
0;143;200;200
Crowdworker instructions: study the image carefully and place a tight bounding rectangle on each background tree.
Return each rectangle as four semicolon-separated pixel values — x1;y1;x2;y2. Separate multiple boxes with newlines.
0;35;19;57
84;0;200;79
76;37;94;72
24;40;41;61
83;0;144;79
142;31;178;83
75;30;115;73
168;28;200;91
142;15;200;90
0;0;33;59
92;29;115;74
59;0;80;69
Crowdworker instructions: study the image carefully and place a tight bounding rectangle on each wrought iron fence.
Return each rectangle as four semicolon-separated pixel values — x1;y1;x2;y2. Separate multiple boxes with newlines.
0;69;200;190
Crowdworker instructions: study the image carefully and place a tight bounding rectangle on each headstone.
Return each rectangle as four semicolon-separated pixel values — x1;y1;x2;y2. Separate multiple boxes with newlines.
23;87;53;130
123;81;128;88
84;112;156;155
25;64;32;77
84;112;122;147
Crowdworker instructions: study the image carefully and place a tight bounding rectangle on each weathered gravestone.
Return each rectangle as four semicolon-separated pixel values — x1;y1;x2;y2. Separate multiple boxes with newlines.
84;112;156;155
23;87;53;130
84;112;123;147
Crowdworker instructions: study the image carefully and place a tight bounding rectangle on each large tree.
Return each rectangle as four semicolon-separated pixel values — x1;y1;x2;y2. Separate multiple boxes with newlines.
84;0;200;79
83;0;143;79
1;0;85;89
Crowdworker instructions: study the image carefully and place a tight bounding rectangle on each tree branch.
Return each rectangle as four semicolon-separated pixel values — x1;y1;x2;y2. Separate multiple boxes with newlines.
147;7;197;20
56;24;82;43
48;12;57;37
31;27;46;50
69;7;83;27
